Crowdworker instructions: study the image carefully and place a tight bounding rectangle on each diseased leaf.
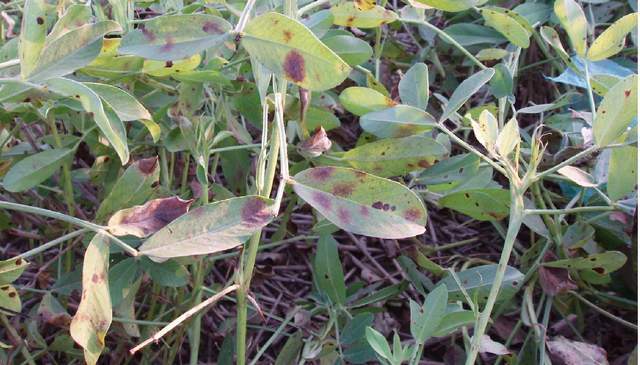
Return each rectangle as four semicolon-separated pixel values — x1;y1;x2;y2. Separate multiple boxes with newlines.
330;2;398;29
95;157;160;221
495;118;519;158
28;21;122;82
3;148;74;192
399;63;429;110
108;196;194;237
19;0;48;79
138;196;275;261
437;264;524;304
0;285;21;315
314;234;346;304
292;166;427;239
593;75;638;147
558;166;598;187
471;109;498;154
339;87;395;116
547;336;609;365
70;233;111;365
341;135;449;177
480;7;530;48
415;153;480;192
544;251;627;274
588;13;638;61
440;68;495;123
360;105;436;138
607;145;637;201
480;335;510;355
118;14;231;61
84;82;152;121
538;253;577;296
554;0;588;56
440;188;510;221
142;54;201;77
38;292;72;327
45;4;91;45
0;257;29;285
45;78;129;164
242;12;351;91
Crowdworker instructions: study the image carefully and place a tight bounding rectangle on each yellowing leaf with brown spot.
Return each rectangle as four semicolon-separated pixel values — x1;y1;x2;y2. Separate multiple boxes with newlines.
554;0;588;56
142;54;202;77
588;13;638;61
331;2;398;29
108;196;193;237
354;0;375;11
70;233;111;365
242;12;351;91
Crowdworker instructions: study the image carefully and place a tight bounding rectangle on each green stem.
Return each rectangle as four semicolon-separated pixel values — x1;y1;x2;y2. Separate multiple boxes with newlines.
465;186;525;365
18;229;88;259
437;123;507;176
570;291;638;330
297;0;330;17
400;18;487;70
525;205;616;215
534;145;599;181
0;58;19;70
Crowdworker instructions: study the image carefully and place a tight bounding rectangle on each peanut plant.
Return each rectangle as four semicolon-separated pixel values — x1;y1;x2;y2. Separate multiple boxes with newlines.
0;0;637;364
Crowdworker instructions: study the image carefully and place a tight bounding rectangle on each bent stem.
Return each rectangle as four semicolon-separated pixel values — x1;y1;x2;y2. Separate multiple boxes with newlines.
465;185;525;365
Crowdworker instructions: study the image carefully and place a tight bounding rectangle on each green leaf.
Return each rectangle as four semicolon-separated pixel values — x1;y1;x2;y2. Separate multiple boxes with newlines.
341;135;449;177
440;188;510;221
140;258;190;287
410;284;448;343
339;87;396;116
588;13;638;61
3;148;73;192
544;251;627;274
480;7;530;48
138;196;275;261
118;14;231;61
314;234;346;304
108;258;139;307
495;118;519;158
27;21;122;82
45;78;129;164
342;313;374;344
19;0;48;79
608;145;637;201
443;23;506;46
415;153;480;192
45;4;91;45
361;105;436;138
0;285;21;315
489;63;513;98
411;0;475;12
292;166;427;239
84;82;151;121
554;0;588;56
440;68;495;123
470;109;498;154
323;34;373;66
399;63;429;110
540;26;571;63
593;75;638;147
0;257;29;285
437;264;524;304
70;233;112;365
242;12;351;91
432;310;475;337
330;3;398;29
365;327;392;361
95;157;160;221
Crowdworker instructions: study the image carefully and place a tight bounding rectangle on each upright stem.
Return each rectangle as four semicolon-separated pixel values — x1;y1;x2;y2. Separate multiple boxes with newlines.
465;186;525;365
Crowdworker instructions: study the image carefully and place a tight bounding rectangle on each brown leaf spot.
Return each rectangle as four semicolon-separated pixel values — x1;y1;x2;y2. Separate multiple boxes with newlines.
15;258;22;265
359;206;369;216
241;198;273;227
346;16;355;27
202;21;222;34
404;208;422;222
625;89;631;97
592;267;605;274
283;30;293;43
141;26;156;42
161;36;175;52
8;292;16;298
109;197;193;237
91;273;101;283
332;182;355;197
337;207;351;225
312;192;332;210
283;50;305;83
36;17;44;25
165;61;173;68
538;253;576;296
372;201;384;210
417;160;432;168
136;156;159;175
309;167;335;182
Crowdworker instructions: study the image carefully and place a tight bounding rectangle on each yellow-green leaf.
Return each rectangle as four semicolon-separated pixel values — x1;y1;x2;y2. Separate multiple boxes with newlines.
410;0;475;12
19;0;48;79
0;257;29;285
480;7;530;48
0;285;21;315
608;145;637;201
593;74;638;147
142;54;201;77
242;12;351;91
70;233;112;365
588;13;638;61
361;105;436;138
554;0;588;56
339;86;396;116
330;2;398;29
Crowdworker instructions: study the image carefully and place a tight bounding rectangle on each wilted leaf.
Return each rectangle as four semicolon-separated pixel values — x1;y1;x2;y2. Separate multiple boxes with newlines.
108;196;193;237
538;253;577;296
360;105;436;138
3;148;74;192
38;293;71;327
292;166;427;239
558;166;598;187
331;2;398;29
70;233;112;365
138;196;275;261
242;12;351;91
471;109;498;154
547;336;609;365
95;157;160;221
0;257;29;285
118;14;231;61
298;127;332;158
496;118;519;158
480;335;510;355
